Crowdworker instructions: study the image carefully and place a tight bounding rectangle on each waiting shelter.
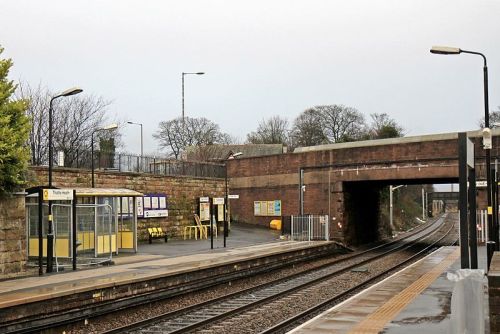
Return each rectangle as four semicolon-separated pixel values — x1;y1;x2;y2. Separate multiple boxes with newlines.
25;187;143;270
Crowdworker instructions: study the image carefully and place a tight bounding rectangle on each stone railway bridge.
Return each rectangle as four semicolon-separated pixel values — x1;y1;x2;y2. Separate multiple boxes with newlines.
227;129;500;245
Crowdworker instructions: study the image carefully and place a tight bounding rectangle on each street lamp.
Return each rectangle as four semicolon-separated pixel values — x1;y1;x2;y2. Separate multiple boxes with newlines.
182;72;205;121
46;87;83;273
91;123;118;187
48;87;83;187
389;185;405;231
224;152;243;248
430;46;496;255
127;121;143;170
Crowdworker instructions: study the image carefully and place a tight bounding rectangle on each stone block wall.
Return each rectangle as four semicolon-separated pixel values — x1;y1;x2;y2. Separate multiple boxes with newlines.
0;194;27;278
29;167;225;240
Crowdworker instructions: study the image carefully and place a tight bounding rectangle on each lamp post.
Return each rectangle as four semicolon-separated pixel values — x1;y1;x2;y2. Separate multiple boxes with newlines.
389;185;405;231
224;152;243;248
182;72;204;121
46;87;83;273
91;124;118;187
430;46;496;256
127;121;143;170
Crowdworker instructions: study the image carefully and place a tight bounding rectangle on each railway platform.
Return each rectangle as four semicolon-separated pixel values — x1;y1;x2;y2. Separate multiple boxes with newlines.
289;245;489;334
0;223;338;332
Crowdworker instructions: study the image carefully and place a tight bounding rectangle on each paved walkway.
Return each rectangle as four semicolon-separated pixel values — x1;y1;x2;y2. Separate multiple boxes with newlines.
290;246;489;334
128;221;283;259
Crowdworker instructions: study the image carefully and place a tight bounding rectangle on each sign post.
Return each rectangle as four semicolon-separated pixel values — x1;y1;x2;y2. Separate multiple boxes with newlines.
214;197;226;247
458;133;478;269
72;189;77;270
227;194;239;241
43;188;74;273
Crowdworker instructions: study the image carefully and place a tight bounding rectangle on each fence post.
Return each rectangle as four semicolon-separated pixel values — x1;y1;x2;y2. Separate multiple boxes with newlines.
325;215;329;241
308;215;311;242
485;210;488;244
291;215;294;241
481;209;487;242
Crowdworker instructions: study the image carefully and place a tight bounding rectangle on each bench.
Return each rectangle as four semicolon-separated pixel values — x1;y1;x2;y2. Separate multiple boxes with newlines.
148;227;168;244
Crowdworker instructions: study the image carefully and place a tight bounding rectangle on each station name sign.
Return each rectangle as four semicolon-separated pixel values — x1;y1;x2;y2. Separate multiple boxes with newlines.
213;197;225;205
43;189;74;201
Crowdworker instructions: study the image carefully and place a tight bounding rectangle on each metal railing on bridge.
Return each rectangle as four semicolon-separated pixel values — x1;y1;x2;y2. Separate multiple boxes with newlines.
32;150;225;178
290;215;330;241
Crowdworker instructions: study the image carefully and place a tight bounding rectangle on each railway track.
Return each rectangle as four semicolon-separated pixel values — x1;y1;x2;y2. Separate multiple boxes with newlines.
101;213;457;334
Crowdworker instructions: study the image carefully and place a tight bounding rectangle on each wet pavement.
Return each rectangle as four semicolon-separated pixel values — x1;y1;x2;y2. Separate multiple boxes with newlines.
115;222;283;261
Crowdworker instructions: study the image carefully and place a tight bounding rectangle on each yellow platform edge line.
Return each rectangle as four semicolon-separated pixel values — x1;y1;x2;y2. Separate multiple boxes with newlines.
348;247;460;334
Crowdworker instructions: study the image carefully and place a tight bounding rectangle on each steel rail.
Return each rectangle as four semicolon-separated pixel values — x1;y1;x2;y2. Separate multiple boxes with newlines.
105;216;448;334
258;218;458;334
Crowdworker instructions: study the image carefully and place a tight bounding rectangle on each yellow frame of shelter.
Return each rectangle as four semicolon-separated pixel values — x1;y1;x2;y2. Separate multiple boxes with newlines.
26;188;143;259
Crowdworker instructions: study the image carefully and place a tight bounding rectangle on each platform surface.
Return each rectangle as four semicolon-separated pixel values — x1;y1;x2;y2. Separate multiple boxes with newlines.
0;223;328;309
289;246;489;334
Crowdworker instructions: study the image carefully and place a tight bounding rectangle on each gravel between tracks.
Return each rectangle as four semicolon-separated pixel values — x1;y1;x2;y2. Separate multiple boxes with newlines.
61;251;353;333
196;215;458;334
62;215;457;334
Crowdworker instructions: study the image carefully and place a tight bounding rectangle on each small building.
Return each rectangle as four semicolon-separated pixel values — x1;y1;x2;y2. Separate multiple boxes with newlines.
25;187;143;270
184;144;287;162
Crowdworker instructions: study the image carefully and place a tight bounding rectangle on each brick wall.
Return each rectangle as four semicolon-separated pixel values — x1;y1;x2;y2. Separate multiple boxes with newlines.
29;166;225;240
227;133;498;244
0;194;27;278
228;139;460;225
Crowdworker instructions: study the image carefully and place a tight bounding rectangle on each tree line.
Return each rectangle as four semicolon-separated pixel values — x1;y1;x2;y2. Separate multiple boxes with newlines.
19;81;406;164
247;106;404;148
155;105;405;160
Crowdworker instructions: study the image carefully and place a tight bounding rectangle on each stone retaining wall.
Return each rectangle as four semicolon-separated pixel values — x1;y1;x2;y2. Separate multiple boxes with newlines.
29;166;225;240
0;194;27;278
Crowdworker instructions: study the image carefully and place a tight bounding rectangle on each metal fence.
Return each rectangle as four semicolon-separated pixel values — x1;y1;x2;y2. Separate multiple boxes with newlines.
26;202;114;271
290;215;330;241
33;150;225;178
477;209;488;244
457;209;494;244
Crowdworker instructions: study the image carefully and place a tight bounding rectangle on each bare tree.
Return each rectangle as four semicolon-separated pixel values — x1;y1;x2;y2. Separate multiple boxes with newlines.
53;95;113;166
291;108;327;148
16;82;50;165
313;105;366;143
246;115;290;144
154;117;231;159
16;81;116;167
367;113;404;139
479;107;500;128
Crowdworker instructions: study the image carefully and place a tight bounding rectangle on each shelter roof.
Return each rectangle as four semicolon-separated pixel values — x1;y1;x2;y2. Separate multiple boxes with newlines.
25;187;143;197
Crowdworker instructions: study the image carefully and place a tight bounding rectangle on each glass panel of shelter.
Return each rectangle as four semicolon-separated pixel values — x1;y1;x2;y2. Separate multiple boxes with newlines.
117;196;135;250
26;193;138;265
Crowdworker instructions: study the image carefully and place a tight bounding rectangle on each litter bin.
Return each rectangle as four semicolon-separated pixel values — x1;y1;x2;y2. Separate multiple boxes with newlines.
448;269;486;334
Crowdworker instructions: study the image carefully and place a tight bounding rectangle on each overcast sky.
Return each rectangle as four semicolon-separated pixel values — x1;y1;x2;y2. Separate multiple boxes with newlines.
2;0;500;155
